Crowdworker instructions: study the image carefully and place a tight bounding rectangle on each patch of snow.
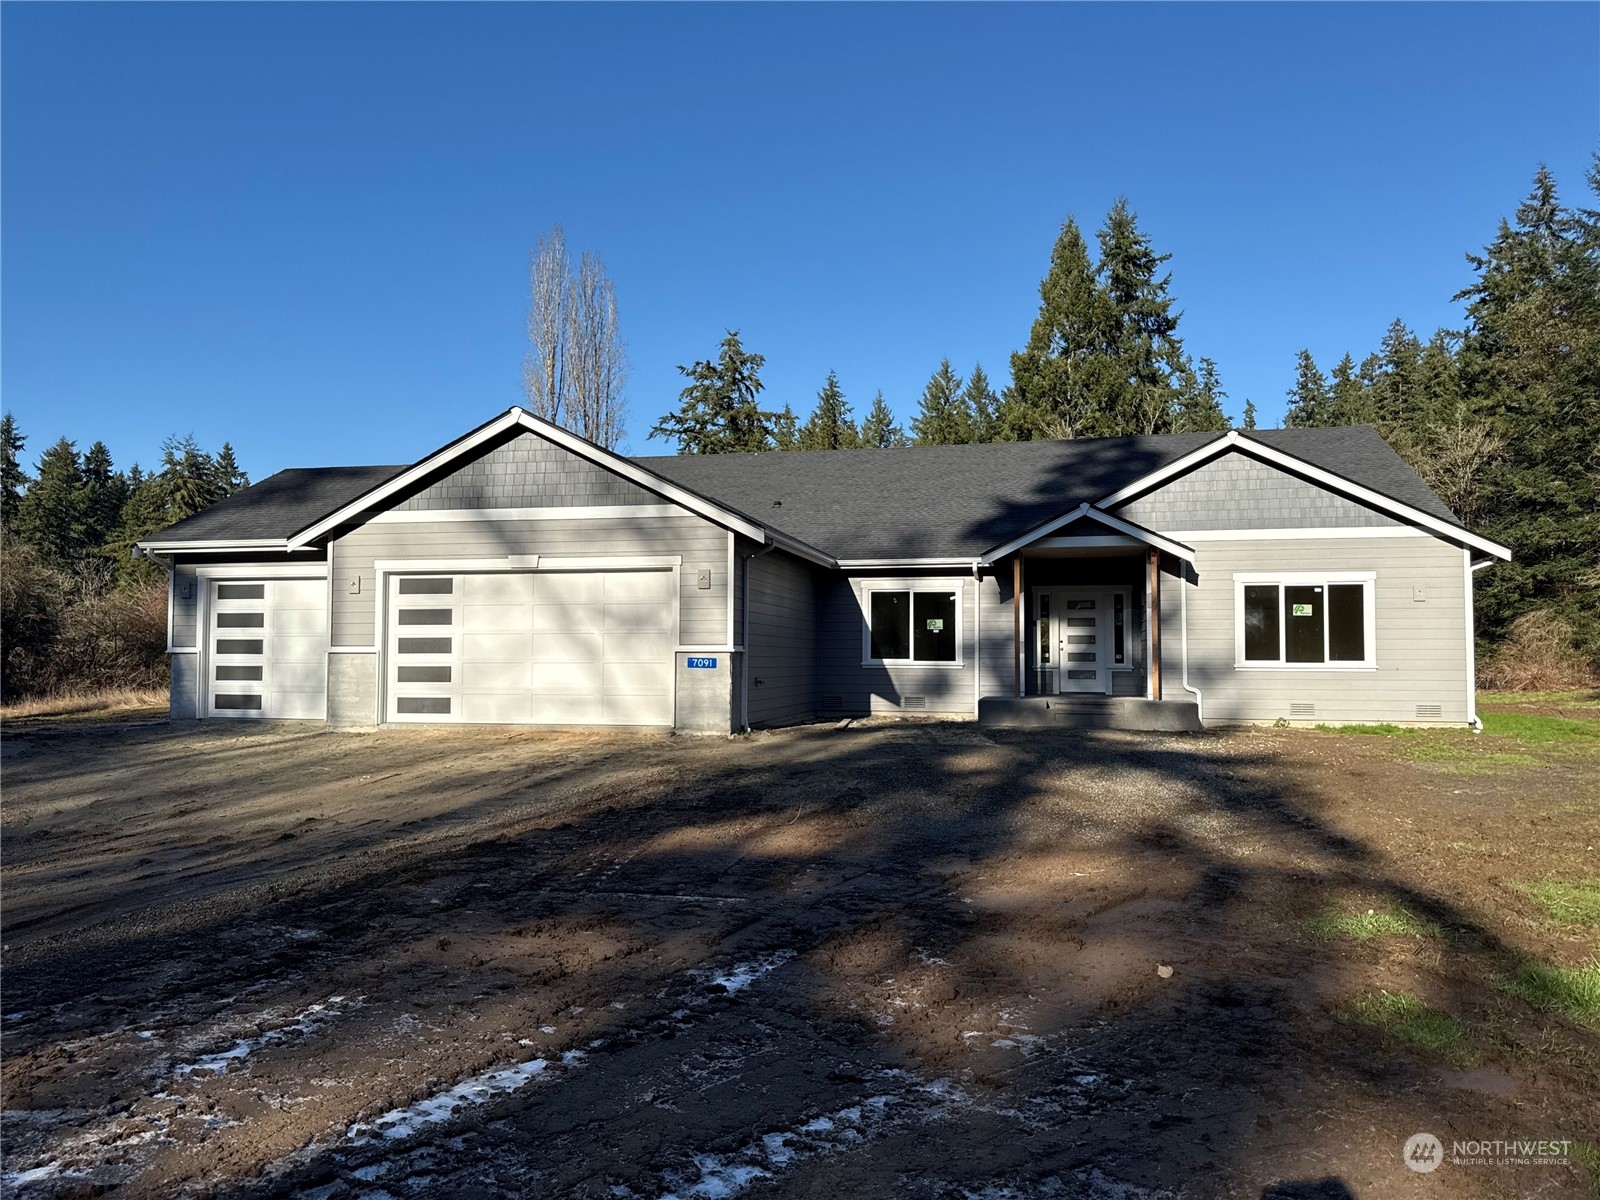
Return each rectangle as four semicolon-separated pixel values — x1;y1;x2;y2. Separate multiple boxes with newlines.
539;1024;557;1033
348;1057;551;1142
688;950;795;995
175;996;355;1078
2;1162;64;1186
137;1030;155;1039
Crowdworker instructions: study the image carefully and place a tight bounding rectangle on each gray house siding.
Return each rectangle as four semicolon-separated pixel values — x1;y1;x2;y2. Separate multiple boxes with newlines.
1157;535;1469;725
1113;452;1402;531
817;573;976;715
396;432;662;511
745;549;817;727
329;512;729;649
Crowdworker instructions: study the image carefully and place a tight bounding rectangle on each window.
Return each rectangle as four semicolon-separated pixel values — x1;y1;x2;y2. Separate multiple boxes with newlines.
865;587;960;665
1235;574;1374;668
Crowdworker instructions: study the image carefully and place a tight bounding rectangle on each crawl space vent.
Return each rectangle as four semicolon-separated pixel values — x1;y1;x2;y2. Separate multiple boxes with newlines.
820;694;844;711
1289;702;1315;719
1415;704;1443;720
902;695;928;710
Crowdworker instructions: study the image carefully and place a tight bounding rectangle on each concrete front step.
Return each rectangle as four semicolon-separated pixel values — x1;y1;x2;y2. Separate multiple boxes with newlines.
978;695;1203;732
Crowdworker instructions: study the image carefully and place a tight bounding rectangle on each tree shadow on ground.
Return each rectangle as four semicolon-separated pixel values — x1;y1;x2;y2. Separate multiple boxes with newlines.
1;721;1594;1199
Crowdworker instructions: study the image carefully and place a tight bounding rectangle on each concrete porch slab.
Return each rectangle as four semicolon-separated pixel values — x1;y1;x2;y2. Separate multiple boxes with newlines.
978;695;1203;732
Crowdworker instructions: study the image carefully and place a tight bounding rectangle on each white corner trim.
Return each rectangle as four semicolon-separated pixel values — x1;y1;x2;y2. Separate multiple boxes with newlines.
980;503;1195;566
368;503;675;524
287;408;771;550
1165;526;1431;542
1096;432;1512;561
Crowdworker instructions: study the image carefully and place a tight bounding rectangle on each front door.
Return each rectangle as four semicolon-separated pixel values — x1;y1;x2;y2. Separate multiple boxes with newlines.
1051;588;1109;693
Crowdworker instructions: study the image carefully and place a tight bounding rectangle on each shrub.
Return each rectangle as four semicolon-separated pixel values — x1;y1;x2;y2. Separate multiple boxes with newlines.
1478;610;1599;693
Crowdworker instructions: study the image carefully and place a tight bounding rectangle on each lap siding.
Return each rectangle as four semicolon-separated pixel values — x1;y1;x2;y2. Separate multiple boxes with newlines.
746;550;816;727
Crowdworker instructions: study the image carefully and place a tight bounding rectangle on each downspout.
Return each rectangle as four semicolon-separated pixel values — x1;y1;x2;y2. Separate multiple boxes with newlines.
740;540;777;732
133;546;177;652
972;560;982;717
1467;555;1494;733
1179;563;1203;724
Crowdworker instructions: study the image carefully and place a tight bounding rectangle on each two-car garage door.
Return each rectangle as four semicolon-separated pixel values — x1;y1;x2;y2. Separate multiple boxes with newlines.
385;569;675;726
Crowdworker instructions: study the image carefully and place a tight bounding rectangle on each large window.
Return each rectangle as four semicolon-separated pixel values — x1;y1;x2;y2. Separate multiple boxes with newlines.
1234;573;1375;668
865;588;960;665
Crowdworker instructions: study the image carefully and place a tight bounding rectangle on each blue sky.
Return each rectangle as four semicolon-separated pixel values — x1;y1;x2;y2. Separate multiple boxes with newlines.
3;3;1595;478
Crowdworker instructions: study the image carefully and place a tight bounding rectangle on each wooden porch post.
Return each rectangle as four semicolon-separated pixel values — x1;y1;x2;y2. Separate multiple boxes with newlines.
1147;548;1162;701
1013;556;1024;698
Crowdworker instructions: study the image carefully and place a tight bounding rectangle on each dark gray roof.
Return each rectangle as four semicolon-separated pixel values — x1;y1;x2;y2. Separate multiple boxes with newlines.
142;422;1463;559
635;425;1460;560
145;465;407;544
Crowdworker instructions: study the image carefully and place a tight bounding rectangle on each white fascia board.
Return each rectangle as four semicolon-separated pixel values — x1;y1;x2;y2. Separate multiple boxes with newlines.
979;503;1195;565
1094;430;1512;561
287;408;771;549
836;558;980;570
138;538;291;553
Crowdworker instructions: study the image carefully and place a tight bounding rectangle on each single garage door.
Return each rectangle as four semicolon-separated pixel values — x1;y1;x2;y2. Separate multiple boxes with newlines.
386;569;675;725
207;578;328;718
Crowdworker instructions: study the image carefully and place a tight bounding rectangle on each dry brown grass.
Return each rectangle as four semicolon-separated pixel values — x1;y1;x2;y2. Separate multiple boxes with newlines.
1478;610;1600;692
0;686;168;724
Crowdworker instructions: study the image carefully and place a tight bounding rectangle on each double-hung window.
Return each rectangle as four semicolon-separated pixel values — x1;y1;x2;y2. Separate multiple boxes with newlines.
1234;572;1375;669
864;587;960;665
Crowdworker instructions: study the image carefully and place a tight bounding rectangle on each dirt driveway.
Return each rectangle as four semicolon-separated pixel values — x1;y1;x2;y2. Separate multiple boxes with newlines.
2;716;1596;1199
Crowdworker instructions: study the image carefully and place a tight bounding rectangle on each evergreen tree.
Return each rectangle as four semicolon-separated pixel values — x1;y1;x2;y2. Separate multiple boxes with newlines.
1172;357;1230;432
1096;198;1185;435
797;371;860;451
771;404;799;451
1007;216;1114;439
0;413;28;529
1327;354;1370;426
158;435;224;521
911;359;973;445
650;331;777;454
213;442;250;496
961;365;1003;442
859;391;906;448
1365;319;1427;430
1240;398;1258;431
15;437;86;569
1455;164;1600;656
1284;350;1334;427
78;440;127;554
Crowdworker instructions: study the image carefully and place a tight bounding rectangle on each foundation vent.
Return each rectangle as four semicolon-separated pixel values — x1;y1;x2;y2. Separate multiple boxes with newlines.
820;694;844;711
1415;704;1443;720
1289;702;1315;719
902;695;928;710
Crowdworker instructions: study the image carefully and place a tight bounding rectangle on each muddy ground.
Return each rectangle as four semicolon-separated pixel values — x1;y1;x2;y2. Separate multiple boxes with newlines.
1;714;1596;1199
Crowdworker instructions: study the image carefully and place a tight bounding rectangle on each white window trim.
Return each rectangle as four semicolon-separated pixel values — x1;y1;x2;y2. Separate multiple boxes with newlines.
860;582;964;668
1233;571;1377;671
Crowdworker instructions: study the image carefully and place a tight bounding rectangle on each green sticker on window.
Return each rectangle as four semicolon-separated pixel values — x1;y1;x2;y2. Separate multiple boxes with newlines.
1292;603;1314;617
926;618;944;632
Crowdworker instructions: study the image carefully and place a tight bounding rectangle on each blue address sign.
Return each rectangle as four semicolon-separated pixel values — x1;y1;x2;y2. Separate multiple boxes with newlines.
685;656;719;669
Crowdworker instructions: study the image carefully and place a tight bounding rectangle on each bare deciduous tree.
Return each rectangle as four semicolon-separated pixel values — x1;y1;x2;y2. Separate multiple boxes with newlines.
1404;407;1503;526
521;226;629;449
522;226;570;428
565;251;629;450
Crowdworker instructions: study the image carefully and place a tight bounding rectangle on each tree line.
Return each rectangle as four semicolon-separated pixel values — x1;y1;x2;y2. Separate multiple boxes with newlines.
647;198;1239;457
1;424;251;699
642;165;1597;673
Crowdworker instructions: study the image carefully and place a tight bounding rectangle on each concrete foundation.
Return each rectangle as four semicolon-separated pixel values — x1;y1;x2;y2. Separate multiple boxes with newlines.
978;695;1203;732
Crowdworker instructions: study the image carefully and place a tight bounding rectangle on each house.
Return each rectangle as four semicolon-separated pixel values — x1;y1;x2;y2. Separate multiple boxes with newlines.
135;407;1510;733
